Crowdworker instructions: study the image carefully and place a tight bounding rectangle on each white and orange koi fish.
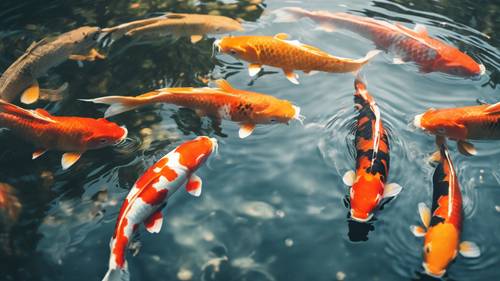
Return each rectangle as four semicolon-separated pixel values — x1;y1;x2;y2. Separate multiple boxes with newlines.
103;136;218;281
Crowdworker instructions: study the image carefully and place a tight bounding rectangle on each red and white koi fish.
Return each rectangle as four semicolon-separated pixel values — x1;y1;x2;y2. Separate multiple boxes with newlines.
414;101;500;156
0;99;127;169
410;137;480;278
342;78;401;222
273;7;485;77
103;136;218;281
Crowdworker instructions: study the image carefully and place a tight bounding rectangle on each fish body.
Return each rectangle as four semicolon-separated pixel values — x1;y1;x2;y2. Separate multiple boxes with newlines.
274;7;484;77
103;136;217;281
414;102;500;155
342;78;401;222
103;13;243;44
214;34;379;84
410;138;480;278
82;79;302;138
0;26;105;104
0;99;127;169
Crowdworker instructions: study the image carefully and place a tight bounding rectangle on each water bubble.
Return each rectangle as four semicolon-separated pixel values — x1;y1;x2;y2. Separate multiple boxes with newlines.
495;205;500;213
284;238;294;247
275;210;285;218
336;271;346;281
240;201;275;219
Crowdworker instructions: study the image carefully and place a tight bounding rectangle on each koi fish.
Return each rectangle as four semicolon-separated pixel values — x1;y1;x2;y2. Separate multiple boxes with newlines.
342;78;401;222
102;13;243;45
82;79;302;138
0;99;127;169
102;136;218;281
0;26;106;104
273;7;485;77
213;34;380;84
414;101;500;156
410;137;480;278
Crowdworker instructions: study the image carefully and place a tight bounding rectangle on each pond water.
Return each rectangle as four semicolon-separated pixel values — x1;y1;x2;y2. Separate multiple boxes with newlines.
0;0;499;281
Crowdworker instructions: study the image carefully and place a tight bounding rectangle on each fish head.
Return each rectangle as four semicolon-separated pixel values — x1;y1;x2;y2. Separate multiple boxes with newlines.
174;136;218;171
422;223;460;278
66;26;102;49
84;118;128;149
349;173;384;222
205;16;244;34
255;101;302;124
214;36;259;61
436;49;484;77
413;108;467;140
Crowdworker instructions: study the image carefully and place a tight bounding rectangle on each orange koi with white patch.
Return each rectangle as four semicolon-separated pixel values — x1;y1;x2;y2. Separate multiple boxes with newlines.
214;34;379;84
102;136;218;281
82;79;302;138
410;137;480;278
342;78;401;222
0;99;127;169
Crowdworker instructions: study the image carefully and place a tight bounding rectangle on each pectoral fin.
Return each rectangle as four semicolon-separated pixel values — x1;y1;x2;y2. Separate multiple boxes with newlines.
418;202;431;228
239;123;255;138
342;170;356;186
410;225;426;237
144;210;164;233
428;150;441;165
283;69;299;84
459;241;481;258
69;48;106;61
248;64;262;77
190;35;203;44
457;140;476;156
318;23;335;32
392;57;405;65
61;152;82;170
21;81;40;104
32;149;48;160
185;173;202;197
383;183;402;198
39;82;68;102
274;33;289;40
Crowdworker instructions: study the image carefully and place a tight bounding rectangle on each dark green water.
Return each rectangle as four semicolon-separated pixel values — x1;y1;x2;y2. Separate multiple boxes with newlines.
0;0;499;281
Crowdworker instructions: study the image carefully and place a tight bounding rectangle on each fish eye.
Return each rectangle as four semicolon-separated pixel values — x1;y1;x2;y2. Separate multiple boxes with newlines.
229;49;238;55
99;139;108;144
424;245;431;254
270;118;277;123
437;127;446;134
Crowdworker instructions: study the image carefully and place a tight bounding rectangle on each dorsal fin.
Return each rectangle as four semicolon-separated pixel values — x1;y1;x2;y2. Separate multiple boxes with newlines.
215;79;235;92
274;33;289;40
394;23;435;49
413;24;428;36
165;13;186;19
484;102;500;114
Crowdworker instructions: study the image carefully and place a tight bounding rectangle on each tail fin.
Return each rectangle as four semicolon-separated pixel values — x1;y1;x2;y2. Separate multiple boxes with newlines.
102;264;130;281
272;7;311;23
0;99;56;123
354;75;367;93
80;92;166;118
355;50;381;65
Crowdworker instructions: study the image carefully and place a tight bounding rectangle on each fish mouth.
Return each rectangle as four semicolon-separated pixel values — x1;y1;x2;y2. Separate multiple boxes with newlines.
479;64;486;76
292;105;305;124
413;113;424;130
350;210;373;222
117;126;128;144
422;262;446;278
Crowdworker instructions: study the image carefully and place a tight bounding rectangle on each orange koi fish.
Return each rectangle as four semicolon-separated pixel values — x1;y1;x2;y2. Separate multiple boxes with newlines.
0;99;127;169
103;136;218;281
342;78;401;222
410;137;480;278
414;102;500;155
213;34;380;84
274;7;485;77
82;79;302;138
